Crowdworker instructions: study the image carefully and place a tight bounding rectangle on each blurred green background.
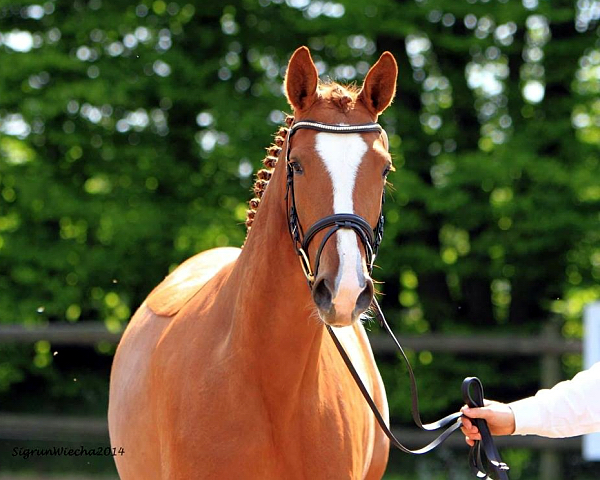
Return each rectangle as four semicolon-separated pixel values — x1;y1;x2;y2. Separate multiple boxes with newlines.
0;0;599;478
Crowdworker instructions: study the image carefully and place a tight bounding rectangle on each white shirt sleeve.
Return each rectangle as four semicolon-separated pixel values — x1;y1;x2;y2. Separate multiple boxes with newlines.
509;362;600;438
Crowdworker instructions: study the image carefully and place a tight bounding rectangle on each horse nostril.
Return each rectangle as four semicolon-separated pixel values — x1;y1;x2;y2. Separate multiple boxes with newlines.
355;280;374;314
313;278;333;312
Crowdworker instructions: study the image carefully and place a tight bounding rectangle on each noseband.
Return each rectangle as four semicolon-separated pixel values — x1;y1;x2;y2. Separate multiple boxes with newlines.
284;120;386;286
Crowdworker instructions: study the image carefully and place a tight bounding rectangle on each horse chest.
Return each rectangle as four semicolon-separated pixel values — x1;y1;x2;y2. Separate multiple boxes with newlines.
154;343;379;479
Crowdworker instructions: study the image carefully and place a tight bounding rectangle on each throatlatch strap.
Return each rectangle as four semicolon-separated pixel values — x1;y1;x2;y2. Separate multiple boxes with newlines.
326;299;510;479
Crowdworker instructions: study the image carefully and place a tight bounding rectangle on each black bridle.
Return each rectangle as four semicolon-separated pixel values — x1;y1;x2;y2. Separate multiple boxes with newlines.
284;119;509;480
285;120;385;286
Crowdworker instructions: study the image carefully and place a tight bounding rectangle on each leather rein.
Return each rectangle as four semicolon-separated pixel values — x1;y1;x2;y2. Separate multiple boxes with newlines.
284;119;509;480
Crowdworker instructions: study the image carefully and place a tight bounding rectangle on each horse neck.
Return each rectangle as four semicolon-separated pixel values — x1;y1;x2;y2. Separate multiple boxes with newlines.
227;162;324;402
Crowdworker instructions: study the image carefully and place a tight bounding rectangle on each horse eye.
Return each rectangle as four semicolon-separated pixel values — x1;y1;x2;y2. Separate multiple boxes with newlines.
382;165;392;178
289;161;304;175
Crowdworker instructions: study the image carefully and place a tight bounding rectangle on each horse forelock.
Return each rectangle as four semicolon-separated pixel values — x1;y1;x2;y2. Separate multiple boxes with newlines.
318;81;360;113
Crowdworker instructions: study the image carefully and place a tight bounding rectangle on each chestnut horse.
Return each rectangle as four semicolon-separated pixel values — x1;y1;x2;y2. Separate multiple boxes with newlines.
109;46;398;479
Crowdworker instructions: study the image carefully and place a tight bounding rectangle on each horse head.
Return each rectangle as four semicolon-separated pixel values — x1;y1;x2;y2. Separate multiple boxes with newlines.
284;47;397;327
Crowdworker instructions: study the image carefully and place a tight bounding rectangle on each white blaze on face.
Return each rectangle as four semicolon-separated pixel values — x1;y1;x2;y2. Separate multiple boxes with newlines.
315;132;368;315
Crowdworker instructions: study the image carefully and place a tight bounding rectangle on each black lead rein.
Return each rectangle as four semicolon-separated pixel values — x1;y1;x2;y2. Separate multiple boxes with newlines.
284;119;510;479
326;305;509;480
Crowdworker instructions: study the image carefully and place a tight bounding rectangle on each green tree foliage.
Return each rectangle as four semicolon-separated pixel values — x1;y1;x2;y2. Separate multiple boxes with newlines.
0;0;599;476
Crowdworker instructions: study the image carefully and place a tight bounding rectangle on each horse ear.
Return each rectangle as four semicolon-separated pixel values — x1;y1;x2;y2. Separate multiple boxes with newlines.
358;52;398;117
285;46;319;111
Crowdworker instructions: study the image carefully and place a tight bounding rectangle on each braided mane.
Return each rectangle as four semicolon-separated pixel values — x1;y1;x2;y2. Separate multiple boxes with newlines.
244;114;294;235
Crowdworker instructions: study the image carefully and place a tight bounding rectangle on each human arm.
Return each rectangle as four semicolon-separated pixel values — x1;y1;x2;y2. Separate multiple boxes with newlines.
461;362;600;444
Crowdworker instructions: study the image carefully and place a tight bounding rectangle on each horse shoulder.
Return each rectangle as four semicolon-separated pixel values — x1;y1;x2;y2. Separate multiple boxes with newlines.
146;247;241;317
109;247;241;479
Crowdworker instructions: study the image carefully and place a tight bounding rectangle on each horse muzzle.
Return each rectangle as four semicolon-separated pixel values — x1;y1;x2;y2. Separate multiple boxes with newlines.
312;275;374;327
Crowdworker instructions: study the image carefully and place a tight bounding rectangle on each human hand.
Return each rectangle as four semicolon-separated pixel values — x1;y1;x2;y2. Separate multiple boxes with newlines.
460;400;516;447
